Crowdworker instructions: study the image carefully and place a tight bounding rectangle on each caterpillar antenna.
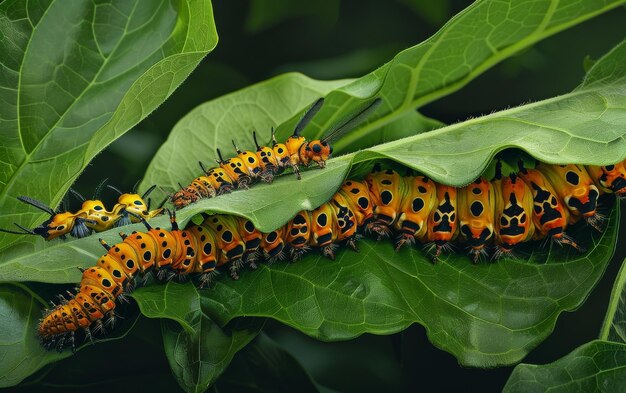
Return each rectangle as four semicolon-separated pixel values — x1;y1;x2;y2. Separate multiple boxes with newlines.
199;161;210;175
17;196;56;216
157;195;169;209
252;131;261;149
293;97;324;137
106;185;124;196
232;140;242;154
69;188;86;203
321;98;382;143
132;179;143;194
0;224;36;236
14;223;39;236
93;178;109;200
126;211;152;230
216;149;225;164
141;184;157;200
270;127;278;146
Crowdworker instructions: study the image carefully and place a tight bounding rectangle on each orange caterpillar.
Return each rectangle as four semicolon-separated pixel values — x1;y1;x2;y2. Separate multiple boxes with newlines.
38;160;625;350
0;182;163;241
170;98;382;209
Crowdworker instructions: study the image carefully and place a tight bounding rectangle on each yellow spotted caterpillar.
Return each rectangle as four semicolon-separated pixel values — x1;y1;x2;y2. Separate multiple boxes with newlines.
170;98;382;209
0;182;162;241
38;160;626;350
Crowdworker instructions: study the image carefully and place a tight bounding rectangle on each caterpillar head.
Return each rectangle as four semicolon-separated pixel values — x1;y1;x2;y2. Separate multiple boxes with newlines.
300;140;333;168
39;212;79;240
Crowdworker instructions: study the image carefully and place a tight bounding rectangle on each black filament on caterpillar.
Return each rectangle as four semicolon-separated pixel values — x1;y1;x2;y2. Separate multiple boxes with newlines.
169;97;382;209
37;160;626;351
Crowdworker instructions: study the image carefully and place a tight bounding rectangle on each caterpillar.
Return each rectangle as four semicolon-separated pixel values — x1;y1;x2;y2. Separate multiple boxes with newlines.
37;160;626;350
170;98;382;209
0;181;163;241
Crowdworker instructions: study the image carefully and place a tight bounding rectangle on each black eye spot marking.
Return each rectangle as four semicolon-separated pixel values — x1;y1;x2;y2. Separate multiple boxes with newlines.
133;200;143;205
312;144;322;153
450;213;456;222
186;247;194;257
300;226;307;233
470;201;484;216
230;163;236;168
136;235;142;239
277;148;284;153
381;190;393;205
216;224;223;231
143;251;152;260
141;243;146;249
472;187;482;195
203;242;212;255
605;165;615;171
382;179;392;185
266;231;278;242
248;157;255;163
358;197;369;209
290;228;299;236
293;214;306;224
520;213;527;223
346;181;352;186
163;249;172;259
418;186;427;193
244;220;255;232
121;255;126;260
566;171;580;185
159;232;165;237
500;216;508;226
184;239;191;245
126;260;135;269
412;198;424;212
182;232;187;237
102;216;109;222
200;235;206;242
102;279;111;287
534;205;542;214
222;231;233;243
434;212;441;221
350;188;359;194
162;241;167;247
114;247;120;252
112;270;122;278
237;162;242;167
317;214;328;226
94;205;103;211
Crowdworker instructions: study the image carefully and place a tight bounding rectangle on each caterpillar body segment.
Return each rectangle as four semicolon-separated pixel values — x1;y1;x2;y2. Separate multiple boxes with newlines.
38;160;625;349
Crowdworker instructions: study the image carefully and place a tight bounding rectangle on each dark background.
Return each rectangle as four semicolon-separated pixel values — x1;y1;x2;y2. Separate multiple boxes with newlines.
61;1;626;392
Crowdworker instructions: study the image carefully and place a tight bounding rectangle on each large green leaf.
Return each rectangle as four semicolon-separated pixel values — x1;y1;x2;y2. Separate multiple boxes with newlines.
0;0;218;250
140;0;624;206
133;282;262;393
503;340;626;392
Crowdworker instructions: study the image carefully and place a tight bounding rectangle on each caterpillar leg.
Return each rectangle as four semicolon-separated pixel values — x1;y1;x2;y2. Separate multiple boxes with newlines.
553;233;586;253
468;247;489;264
585;212;606;232
259;166;276;183
321;244;338;260
229;259;244;280
198;270;220;288
236;176;252;190
394;233;415;251
346;236;359;253
291;163;301;180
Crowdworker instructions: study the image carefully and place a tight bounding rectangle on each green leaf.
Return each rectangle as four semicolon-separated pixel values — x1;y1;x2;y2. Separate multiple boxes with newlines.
216;333;332;393
503;340;626;392
0;284;67;387
276;0;626;153
0;0;218;250
132;282;262;393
